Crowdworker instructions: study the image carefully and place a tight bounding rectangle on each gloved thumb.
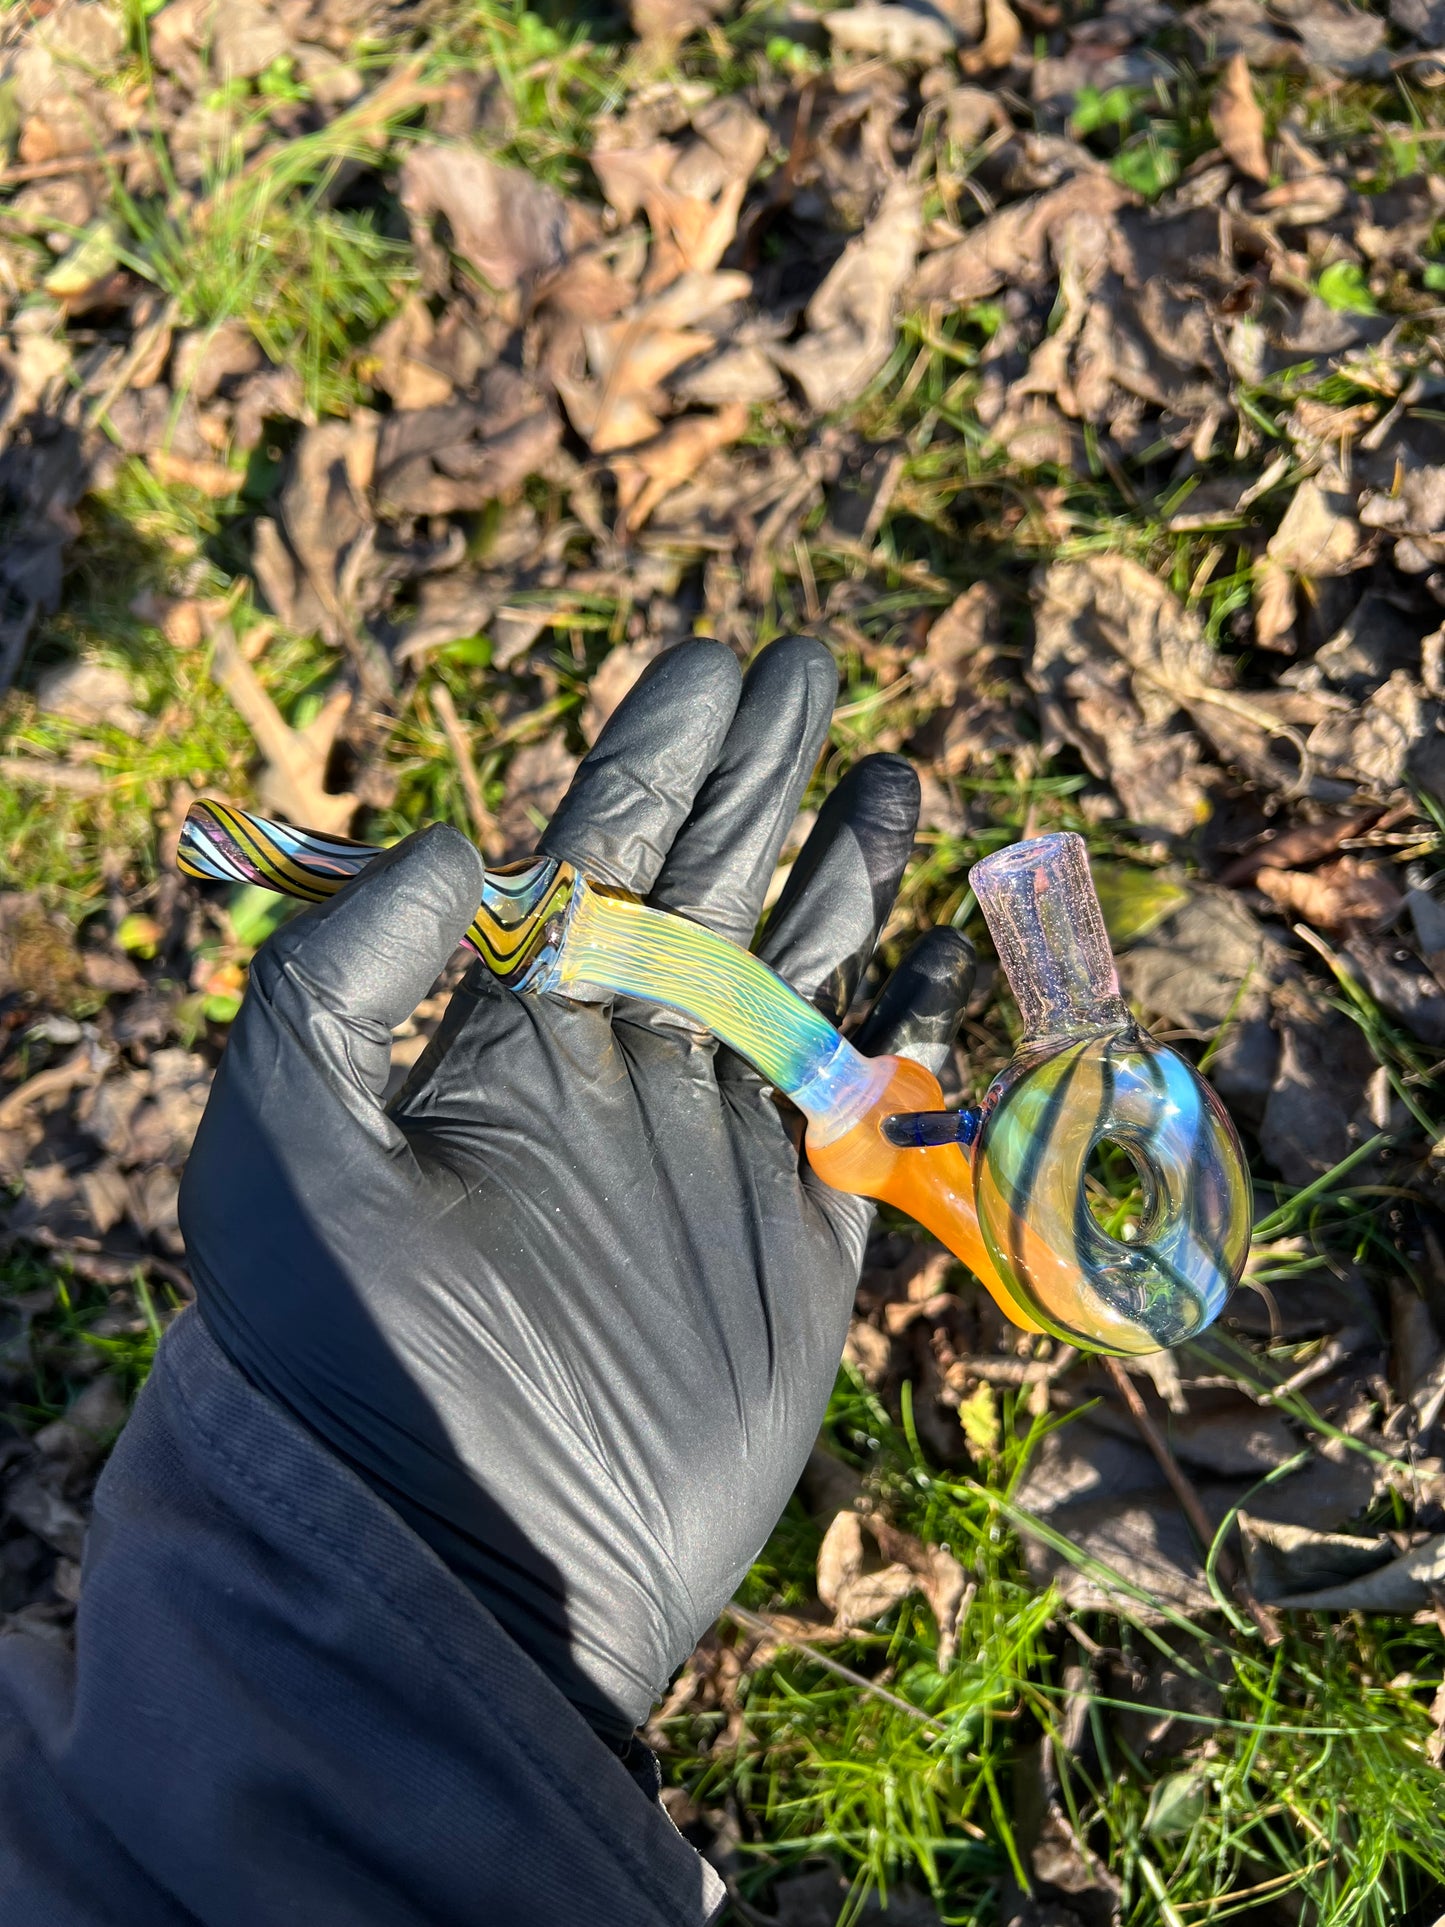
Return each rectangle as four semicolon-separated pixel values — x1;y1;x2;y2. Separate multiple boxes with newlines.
852;927;976;1073
238;823;485;1111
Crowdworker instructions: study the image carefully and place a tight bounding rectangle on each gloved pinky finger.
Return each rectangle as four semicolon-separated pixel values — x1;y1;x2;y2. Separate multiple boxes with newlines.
852;927;976;1074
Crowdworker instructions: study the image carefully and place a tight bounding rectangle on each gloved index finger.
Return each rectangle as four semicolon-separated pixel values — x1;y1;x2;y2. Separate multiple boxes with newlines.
540;639;742;895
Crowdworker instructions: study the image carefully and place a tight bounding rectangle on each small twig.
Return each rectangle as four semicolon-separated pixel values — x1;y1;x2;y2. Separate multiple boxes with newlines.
954;1345;1079;1387
1372;118;1445;140
1259;1327;1370;1405
430;683;496;855
1102;1356;1283;1647
0;1046;110;1131
209;620;358;832
724;1603;951;1735
0;756;108;794
86;294;182;432
0;147;130;185
145;1256;196;1301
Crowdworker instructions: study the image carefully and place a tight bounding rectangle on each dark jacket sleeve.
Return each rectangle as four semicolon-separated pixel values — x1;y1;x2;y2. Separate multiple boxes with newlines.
0;1310;725;1927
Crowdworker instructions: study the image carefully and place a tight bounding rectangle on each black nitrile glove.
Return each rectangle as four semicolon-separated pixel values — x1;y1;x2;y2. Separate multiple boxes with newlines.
179;637;975;1742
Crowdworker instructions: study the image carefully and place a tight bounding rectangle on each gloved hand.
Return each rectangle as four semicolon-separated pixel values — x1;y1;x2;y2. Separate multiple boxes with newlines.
179;637;975;1742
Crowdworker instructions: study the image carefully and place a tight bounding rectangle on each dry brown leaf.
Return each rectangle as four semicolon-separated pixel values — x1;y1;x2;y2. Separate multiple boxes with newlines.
208;620;359;833
557;270;751;453
1431;1678;1445;1769
1257;175;1350;224
1218;809;1381;886
771;180;921;411
0;1046;111;1133
629;0;728;44
1255;477;1378;663
1242;1514;1445;1611
832;1564;917;1627
496;733;579;859
591;140;748;296
1284;0;1387;77
367;297;454;411
909;583;1028;775
671;341;784;406
1029;555;1219;837
915;583;1001;707
612;402;749;529
960;0;1022;73
171;322;262;405
542;252;639;323
843;1317;891;1386
0;336;71;433
271;414;388;681
656;178;748;284
909;172;1132;308
1252;556;1296;653
1259;998;1379;1185
589;141;670;221
581;638;666;744
1304;668;1431;794
1255;856;1403;933
691;96;770;177
35;661;147;735
149;449;242;498
815;1508;970;1655
816;1509;865;1613
824;5;957;61
1210;52;1269;183
629;270;754;330
556;376;663;455
212;0;289;80
867;1513;971;1670
1345;937;1445;1048
1267;479;1366;578
374;372;561;515
388;577;496;669
594;324;715;403
400;145;578;300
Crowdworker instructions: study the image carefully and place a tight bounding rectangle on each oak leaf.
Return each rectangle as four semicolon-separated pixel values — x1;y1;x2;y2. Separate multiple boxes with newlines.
612;401;750;529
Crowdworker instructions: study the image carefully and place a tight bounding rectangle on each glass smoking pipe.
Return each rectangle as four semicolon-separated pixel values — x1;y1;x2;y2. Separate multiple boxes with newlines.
178;801;1249;1354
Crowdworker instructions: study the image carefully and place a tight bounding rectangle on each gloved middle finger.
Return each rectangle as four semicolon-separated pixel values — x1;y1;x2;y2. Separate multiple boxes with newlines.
753;753;920;1023
540;639;742;894
646;635;837;948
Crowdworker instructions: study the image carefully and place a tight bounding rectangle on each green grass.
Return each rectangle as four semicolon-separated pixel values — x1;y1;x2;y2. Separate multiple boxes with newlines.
657;1292;1445;1924
0;1244;178;1426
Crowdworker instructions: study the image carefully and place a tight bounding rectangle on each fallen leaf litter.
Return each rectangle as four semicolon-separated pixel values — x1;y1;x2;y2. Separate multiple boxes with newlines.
2;0;1445;1908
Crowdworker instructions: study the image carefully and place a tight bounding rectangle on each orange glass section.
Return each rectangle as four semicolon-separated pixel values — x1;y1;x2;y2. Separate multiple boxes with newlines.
804;1055;1043;1333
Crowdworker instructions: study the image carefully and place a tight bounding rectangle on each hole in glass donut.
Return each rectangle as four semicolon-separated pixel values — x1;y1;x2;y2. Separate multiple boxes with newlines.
1083;1136;1156;1243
